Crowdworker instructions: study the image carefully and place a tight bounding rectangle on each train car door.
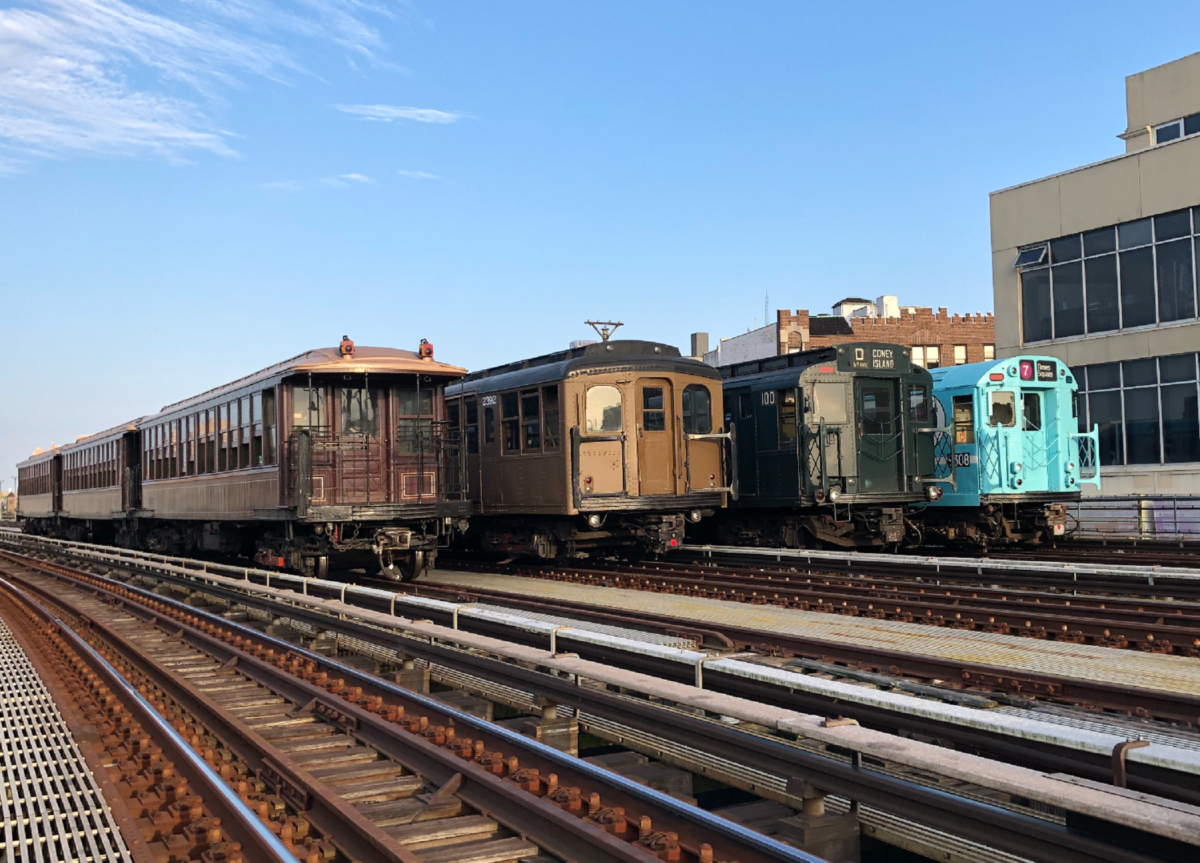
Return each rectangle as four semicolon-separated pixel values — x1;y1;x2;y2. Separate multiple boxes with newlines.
725;387;758;497
1020;388;1050;487
338;384;390;504
854;378;902;493
637;379;676;496
479;393;503;507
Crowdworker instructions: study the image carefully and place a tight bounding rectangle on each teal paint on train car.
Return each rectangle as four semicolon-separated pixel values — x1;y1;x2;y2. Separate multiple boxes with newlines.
926;357;1101;508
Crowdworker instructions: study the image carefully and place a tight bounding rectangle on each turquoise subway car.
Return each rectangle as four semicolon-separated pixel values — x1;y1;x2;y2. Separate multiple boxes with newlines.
918;356;1101;547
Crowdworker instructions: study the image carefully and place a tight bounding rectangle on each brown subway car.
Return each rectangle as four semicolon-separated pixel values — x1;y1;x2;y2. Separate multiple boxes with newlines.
446;339;733;558
18;339;470;579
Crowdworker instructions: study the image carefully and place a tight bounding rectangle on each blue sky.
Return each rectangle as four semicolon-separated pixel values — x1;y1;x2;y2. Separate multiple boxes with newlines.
2;1;1198;482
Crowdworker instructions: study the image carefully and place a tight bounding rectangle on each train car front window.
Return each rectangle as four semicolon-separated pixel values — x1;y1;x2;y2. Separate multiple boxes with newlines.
293;386;325;430
812;383;847;423
587;386;622;433
340;388;379;437
988;391;1016;427
1022;392;1042;432
908;387;929;423
642;387;666;431
682;385;712;435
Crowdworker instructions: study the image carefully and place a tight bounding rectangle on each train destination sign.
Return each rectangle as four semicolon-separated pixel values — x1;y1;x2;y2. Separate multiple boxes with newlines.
841;345;907;373
1037;360;1057;381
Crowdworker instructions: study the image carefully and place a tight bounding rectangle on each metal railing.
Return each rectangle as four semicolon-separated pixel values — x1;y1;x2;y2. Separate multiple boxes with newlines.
1066;495;1200;541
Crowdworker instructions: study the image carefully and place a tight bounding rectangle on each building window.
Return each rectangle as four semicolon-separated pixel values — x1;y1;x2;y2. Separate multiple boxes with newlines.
1018;209;1200;344
983;344;995;361
1155;113;1200;145
953;345;967;365
912;345;940;369
1077;353;1200;466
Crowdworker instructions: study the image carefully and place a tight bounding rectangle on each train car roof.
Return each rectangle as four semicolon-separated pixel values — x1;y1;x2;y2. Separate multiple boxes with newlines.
450;340;721;394
57;421;144;455
157;345;468;415
928;355;1073;390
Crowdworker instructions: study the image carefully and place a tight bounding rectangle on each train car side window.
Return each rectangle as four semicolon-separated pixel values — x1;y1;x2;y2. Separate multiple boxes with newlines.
502;392;520;452
908;387;929;423
240;396;252;466
777;389;797;444
542;386;561;450
251;392;263;465
953;396;975;443
466;397;479;454
988;392;1016;427
1022;392;1042;432
682;385;712;434
642;387;666;431
521;390;541;452
586;386;622;433
812;382;848;424
263;389;276;465
738;392;752;420
484;406;496;444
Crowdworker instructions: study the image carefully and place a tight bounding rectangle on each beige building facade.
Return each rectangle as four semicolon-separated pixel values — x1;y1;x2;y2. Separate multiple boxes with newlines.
991;52;1200;497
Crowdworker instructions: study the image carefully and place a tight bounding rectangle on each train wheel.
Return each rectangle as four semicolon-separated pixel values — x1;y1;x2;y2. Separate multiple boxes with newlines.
398;550;427;582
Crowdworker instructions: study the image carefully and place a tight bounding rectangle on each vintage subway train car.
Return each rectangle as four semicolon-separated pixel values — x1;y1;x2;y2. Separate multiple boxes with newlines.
917;356;1100;546
19;339;470;579
712;342;946;548
445;339;733;558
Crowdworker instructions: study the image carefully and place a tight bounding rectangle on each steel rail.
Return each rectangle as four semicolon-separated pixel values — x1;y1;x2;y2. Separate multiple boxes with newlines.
439;559;1200;654
0;575;298;863
5;549;1200;863
0;559;821;863
8;539;1200;798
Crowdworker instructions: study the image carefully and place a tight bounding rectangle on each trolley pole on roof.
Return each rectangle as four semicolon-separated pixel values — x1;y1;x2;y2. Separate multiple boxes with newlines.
585;320;623;342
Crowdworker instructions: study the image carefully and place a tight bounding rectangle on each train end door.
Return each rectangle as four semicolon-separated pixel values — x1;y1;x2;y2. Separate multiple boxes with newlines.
636;379;676;496
726;387;758;497
854;378;903;493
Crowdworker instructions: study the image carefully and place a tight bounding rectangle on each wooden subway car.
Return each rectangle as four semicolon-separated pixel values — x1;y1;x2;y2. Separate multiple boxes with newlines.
446;339;733;558
712;342;947;548
18;340;470;579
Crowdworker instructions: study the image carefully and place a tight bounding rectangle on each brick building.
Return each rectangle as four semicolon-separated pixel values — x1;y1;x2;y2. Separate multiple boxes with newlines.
700;295;995;369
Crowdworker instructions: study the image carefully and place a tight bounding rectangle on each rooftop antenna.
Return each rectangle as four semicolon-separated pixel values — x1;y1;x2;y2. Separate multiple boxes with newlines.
765;290;769;328
586;320;623;342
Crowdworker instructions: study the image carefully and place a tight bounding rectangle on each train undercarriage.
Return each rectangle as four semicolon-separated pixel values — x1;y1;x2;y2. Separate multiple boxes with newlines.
706;505;909;549
20;515;458;581
913;501;1070;548
470;512;692;560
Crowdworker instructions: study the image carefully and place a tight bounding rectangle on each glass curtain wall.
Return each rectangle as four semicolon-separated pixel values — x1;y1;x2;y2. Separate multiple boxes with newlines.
1020;208;1200;343
1074;353;1200;466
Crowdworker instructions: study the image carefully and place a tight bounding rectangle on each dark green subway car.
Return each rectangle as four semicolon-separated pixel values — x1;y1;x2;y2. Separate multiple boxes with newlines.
710;342;948;548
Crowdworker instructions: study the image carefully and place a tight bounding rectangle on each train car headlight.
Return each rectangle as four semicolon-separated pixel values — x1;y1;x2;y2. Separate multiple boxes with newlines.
827;486;841;502
1011;462;1022;473
688;510;703;523
1066;462;1076;472
586;514;603;529
925;485;943;501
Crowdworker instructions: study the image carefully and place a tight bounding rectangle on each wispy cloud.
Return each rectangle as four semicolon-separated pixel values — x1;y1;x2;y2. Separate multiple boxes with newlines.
0;0;403;168
396;169;437;179
261;171;376;190
335;104;469;124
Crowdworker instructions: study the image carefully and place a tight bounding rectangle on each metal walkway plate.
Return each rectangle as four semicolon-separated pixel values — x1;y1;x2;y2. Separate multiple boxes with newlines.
0;617;134;863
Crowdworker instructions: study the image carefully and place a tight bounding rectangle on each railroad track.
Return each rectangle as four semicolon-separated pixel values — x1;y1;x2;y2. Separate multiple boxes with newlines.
0;559;819;863
6;533;1200;863
440;556;1200;656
